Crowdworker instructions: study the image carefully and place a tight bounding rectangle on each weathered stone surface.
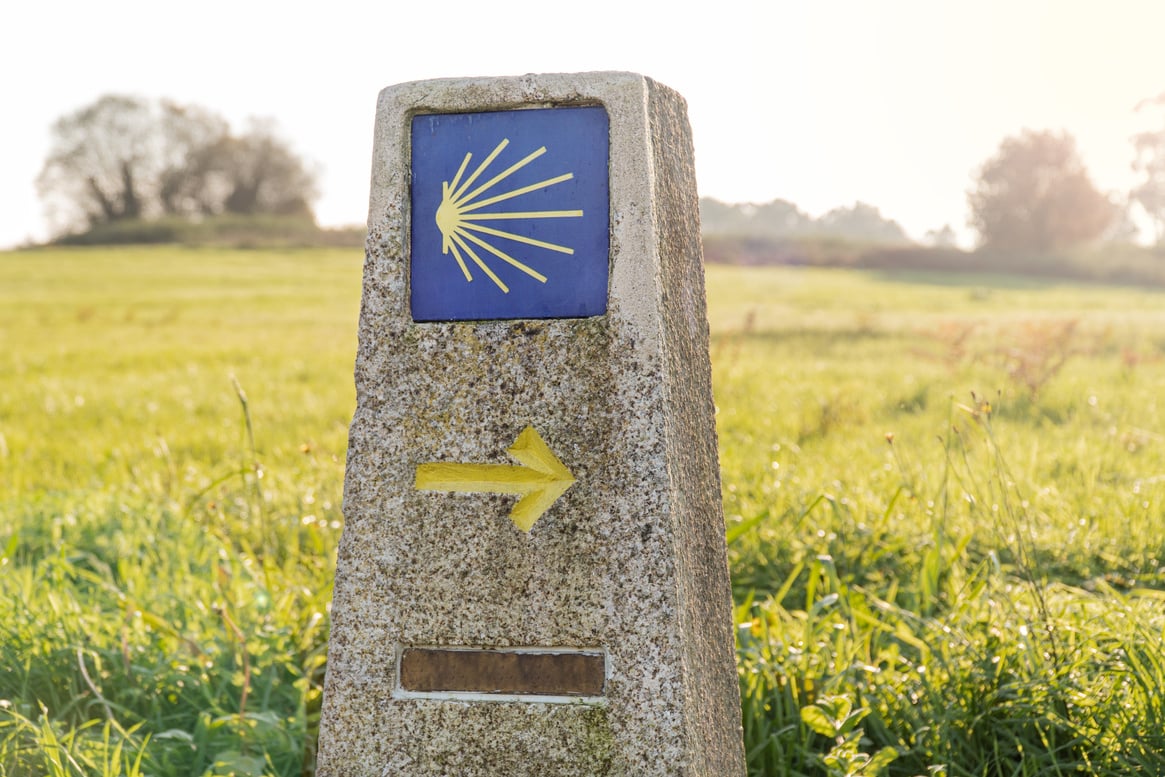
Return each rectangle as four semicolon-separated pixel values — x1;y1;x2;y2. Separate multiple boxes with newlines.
318;72;744;776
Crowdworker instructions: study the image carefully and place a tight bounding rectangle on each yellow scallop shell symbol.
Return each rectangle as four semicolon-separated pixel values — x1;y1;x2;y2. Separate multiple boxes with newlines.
434;139;583;293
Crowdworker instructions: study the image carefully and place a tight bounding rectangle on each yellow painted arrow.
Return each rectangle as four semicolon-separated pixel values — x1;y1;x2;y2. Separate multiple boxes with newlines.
414;426;575;532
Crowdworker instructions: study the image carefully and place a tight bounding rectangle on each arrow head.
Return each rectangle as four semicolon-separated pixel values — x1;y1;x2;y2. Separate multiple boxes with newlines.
506;427;575;531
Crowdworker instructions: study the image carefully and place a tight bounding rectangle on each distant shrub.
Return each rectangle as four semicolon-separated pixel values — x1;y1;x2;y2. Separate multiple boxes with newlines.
50;215;364;249
703;234;1165;287
702;235;883;268
56;219;182;245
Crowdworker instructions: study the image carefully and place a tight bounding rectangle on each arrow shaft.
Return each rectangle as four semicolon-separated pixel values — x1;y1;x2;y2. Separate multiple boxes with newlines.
413;427;576;532
415;462;555;495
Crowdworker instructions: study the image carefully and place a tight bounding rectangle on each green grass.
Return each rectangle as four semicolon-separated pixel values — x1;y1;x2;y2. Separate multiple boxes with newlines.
3;252;1165;775
713;267;1165;775
0;247;356;775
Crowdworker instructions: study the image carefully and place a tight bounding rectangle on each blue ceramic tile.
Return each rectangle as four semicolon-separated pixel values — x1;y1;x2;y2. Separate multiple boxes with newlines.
410;106;609;321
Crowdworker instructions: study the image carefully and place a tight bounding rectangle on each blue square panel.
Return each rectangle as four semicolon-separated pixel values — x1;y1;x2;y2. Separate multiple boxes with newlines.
410;106;609;321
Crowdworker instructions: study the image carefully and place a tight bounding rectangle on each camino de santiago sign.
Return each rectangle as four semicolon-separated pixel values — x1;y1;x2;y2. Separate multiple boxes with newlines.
318;73;745;776
410;106;609;321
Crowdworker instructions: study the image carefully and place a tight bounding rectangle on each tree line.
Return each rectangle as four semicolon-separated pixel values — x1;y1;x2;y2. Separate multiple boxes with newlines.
37;91;1165;254
37;95;319;237
705;91;1165;255
700;199;911;244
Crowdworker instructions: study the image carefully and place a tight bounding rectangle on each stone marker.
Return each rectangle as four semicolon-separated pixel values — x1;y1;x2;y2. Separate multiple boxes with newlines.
318;71;745;776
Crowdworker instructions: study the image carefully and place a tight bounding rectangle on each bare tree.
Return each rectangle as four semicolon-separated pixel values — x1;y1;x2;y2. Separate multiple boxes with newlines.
1132;93;1165;244
969;129;1113;253
38;95;320;236
218;119;319;217
157;100;231;217
37;95;159;230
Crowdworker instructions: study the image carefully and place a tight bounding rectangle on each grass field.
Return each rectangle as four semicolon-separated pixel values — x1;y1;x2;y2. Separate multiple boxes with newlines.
3;248;1165;775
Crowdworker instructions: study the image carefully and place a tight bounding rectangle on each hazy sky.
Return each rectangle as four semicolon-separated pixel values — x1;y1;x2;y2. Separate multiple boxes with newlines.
4;0;1165;249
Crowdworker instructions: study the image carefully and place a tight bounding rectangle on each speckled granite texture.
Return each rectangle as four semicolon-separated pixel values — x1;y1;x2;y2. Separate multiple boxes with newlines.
317;72;745;776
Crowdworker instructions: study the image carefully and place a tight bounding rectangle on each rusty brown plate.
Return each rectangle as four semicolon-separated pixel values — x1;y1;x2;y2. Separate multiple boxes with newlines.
399;648;605;697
